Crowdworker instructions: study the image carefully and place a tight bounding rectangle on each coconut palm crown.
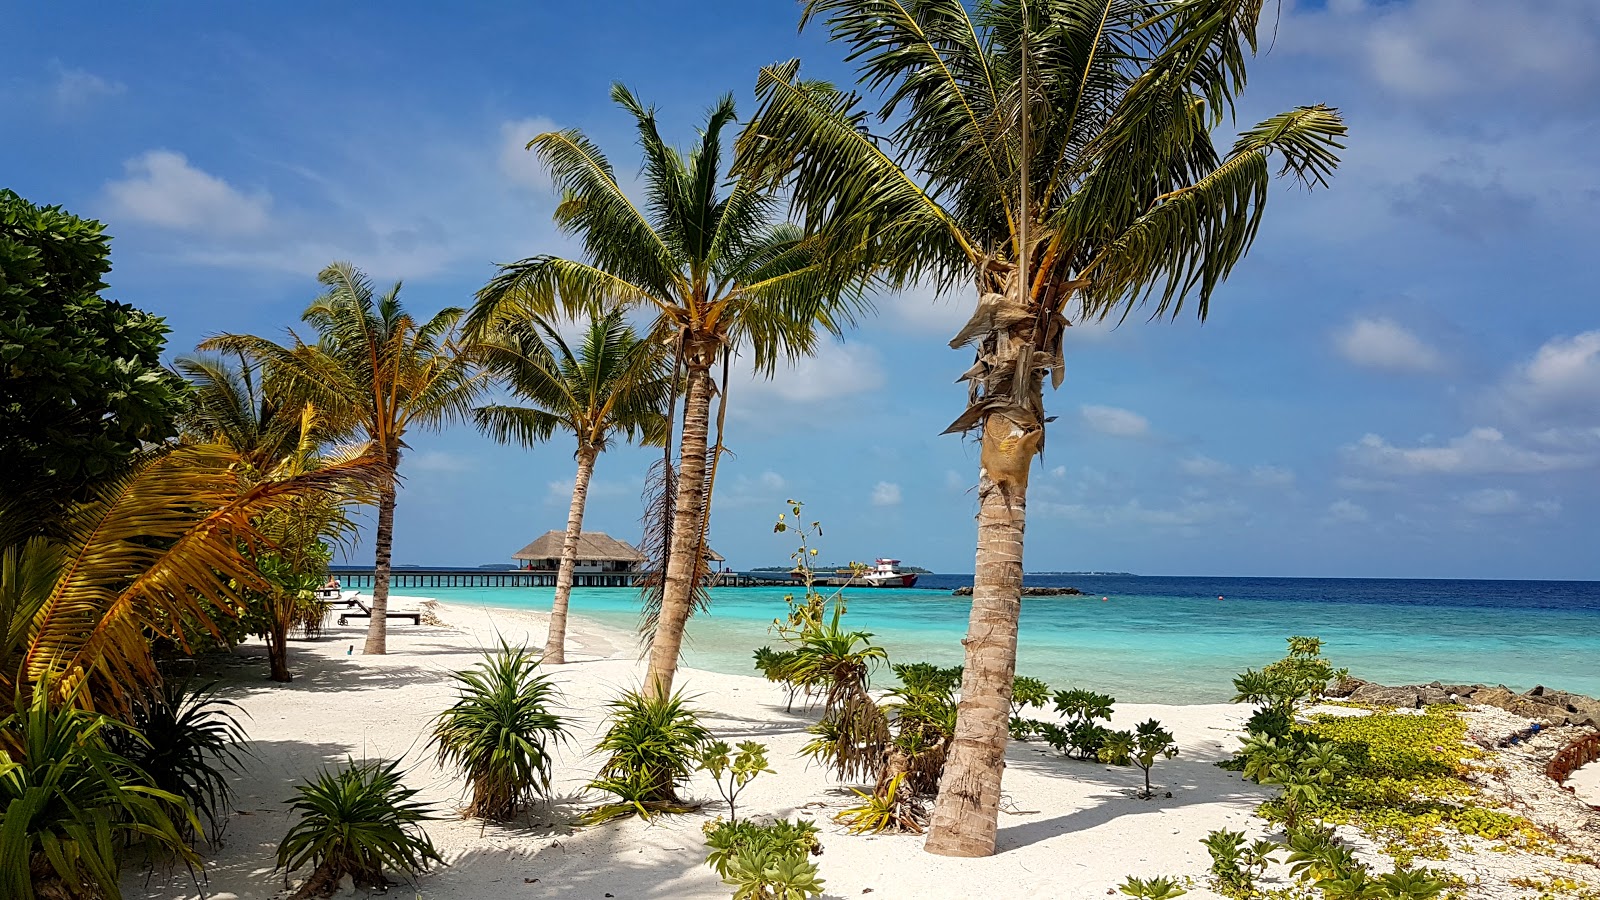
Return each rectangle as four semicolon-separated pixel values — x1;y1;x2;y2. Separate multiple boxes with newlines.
740;0;1346;857
470;84;874;697
473;310;671;663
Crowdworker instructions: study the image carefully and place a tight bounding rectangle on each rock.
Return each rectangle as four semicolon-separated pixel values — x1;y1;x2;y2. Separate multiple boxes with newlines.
1327;676;1368;699
1349;684;1425;708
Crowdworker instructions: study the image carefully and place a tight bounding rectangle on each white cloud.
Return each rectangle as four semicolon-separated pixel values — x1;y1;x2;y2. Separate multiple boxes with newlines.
1457;489;1562;518
1325;499;1370;524
1248;465;1296;488
758;471;786;491
498;117;559;189
878;282;971;335
1080;405;1150;439
740;341;886;405
1179;455;1232;477
1334;316;1444;373
49;63;124;109
870;481;902;507
1037;497;1244;529
105;150;271;235
1493;330;1600;425
1346;427;1597;475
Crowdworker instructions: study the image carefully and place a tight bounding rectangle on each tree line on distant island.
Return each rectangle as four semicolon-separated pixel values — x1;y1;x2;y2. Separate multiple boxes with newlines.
1;0;1346;879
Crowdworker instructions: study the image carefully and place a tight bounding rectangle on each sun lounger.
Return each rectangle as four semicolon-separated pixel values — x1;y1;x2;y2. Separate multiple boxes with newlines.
336;595;420;626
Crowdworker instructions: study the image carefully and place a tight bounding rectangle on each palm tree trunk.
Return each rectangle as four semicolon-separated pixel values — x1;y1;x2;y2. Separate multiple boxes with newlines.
644;351;715;698
925;413;1032;857
267;605;292;682
546;445;598;664
363;453;400;656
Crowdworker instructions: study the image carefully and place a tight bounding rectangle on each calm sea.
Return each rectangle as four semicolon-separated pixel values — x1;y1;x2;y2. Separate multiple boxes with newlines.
400;574;1600;704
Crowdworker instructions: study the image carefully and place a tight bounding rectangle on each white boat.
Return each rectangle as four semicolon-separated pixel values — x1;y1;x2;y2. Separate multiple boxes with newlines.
859;558;919;588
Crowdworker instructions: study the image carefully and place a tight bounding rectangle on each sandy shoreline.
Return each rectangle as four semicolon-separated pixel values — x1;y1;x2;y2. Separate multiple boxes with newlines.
123;597;1599;899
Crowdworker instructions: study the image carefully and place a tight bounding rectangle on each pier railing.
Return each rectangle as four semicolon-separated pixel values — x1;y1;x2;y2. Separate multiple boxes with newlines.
328;568;790;589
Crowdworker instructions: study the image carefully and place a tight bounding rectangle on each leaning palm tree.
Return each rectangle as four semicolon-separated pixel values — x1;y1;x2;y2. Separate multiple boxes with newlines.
470;85;872;696
473;311;670;664
741;0;1346;856
205;262;483;654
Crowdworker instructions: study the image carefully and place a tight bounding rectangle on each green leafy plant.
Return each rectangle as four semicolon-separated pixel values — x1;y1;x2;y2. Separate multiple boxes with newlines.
276;757;440;898
723;850;826;900
1232;636;1346;740
105;678;248;844
1008;675;1050;740
704;817;822;882
1043;688;1116;760
1201;829;1275;896
1119;874;1188;899
1101;719;1179;799
700;740;775;823
1285;824;1356;884
835;771;922;835
1;683;199;900
582;689;711;823
1239;732;1345;830
431;641;569;821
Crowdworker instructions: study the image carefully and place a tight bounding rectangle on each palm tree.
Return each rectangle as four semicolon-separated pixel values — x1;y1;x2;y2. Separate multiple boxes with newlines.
175;353;365;681
205;263;483;654
470;85;871;696
473;311;669;664
742;0;1346;856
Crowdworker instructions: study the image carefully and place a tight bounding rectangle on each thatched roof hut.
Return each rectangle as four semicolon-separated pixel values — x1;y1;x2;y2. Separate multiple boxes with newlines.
512;531;646;572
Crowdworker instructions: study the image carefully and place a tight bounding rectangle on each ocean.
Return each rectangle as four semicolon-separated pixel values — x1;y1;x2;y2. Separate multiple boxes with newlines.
400;574;1600;704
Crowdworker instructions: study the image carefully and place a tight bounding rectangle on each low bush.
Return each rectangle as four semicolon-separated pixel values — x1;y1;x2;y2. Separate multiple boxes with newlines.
704;817;824;899
1201;828;1274;896
583;689;711;823
700;739;775;823
1041;688;1116;760
1118;874;1188;899
1008;675;1050;740
1101;719;1179;799
431;642;568;821
276;758;440;898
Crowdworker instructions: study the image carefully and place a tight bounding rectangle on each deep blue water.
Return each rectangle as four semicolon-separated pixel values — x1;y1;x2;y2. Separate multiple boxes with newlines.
398;575;1600;704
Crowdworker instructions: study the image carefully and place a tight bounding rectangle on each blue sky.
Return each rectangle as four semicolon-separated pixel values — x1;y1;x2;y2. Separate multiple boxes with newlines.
5;1;1598;579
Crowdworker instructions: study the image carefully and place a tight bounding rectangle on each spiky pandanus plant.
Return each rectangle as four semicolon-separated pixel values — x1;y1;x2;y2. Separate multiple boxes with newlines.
472;311;670;664
205;263;484;655
742;0;1346;856
469;85;874;698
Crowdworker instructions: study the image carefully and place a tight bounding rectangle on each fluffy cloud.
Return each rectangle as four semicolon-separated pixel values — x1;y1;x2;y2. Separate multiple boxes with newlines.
1493;331;1600;425
1334;317;1444;373
740;341;886;405
50;64;125;109
498;116;559;189
870;481;902;507
105;150;271;235
1346;427;1596;475
1080;405;1150;438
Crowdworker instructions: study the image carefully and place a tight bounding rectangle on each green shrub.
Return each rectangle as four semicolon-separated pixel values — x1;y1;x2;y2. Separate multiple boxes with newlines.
1101;719;1179;799
431;642;568;821
1008;675;1050;740
1201;829;1273;896
1;685;198;900
835;772;922;834
700;740;774;823
1042;688;1116;760
276;758;440;898
704;817;824;899
105;678;248;844
583;689;711;823
1118;875;1188;899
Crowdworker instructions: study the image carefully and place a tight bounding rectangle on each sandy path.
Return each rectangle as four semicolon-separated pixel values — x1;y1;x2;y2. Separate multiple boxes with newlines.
125;598;1268;900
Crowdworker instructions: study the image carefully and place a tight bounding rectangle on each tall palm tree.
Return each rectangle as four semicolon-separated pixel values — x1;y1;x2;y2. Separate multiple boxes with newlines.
473;311;670;664
205;262;483;654
470;85;871;696
742;0;1346;856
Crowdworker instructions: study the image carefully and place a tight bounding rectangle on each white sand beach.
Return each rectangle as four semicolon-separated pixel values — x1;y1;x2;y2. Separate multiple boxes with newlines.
123;599;1600;900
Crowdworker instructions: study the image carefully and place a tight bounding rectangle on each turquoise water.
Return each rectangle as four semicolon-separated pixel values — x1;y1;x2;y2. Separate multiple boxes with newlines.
410;578;1600;704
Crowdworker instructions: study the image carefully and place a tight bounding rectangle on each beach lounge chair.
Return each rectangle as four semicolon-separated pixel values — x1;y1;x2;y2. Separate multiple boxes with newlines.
337;594;421;626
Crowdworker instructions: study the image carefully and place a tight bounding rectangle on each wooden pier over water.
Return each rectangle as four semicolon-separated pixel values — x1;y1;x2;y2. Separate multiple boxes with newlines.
328;568;789;589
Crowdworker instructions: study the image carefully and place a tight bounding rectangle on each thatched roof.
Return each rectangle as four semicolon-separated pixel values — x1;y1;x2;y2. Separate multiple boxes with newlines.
512;531;646;562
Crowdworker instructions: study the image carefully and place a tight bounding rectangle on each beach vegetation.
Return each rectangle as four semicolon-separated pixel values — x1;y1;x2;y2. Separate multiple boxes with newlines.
1101;719;1180;799
703;817;824;899
204;262;484;656
1233;636;1347;740
1040;688;1116;760
582;688;711;823
471;310;670;664
744;0;1347;856
104;678;248;844
1202;828;1275;896
431;642;569;822
276;757;441;898
469;85;877;703
1;681;199;900
1118;875;1188;899
699;739;775;824
836;772;923;835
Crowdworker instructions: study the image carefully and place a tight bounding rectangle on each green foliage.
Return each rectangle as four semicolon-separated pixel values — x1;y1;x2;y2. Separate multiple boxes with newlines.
835;772;921;835
703;818;821;883
1202;829;1274;896
893;661;962;695
1008;675;1051;739
1041;688;1116;760
104;678;248;843
723;851;826;900
700;740;774;823
277;757;440;897
583;689;711;823
431;642;569;822
1119;875;1188;899
1238;733;1345;830
1232;636;1347;730
0;189;183;533
1100;719;1179;799
1285;824;1356;884
0;684;199;900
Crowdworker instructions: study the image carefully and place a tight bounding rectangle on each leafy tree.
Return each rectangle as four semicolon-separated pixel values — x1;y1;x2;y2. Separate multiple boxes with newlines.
473;310;669;663
1100;719;1180;799
699;739;776;824
0;189;182;535
206;263;483;654
469;85;873;698
742;0;1346;856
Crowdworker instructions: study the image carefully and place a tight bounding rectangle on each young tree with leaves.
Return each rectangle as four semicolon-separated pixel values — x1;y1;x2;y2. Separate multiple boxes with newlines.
742;0;1346;855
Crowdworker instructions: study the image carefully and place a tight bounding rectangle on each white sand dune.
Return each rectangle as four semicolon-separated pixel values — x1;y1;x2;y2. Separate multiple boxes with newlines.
124;598;1286;899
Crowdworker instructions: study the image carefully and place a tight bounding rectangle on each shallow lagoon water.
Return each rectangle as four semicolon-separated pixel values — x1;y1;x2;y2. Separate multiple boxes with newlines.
409;575;1600;704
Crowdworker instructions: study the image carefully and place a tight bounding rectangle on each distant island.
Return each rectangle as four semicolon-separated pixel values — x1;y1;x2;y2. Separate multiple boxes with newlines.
749;564;934;575
1028;571;1135;576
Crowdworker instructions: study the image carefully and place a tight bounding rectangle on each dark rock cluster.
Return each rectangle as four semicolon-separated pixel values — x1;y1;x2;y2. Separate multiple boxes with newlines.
950;586;1085;597
1328;677;1600;728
